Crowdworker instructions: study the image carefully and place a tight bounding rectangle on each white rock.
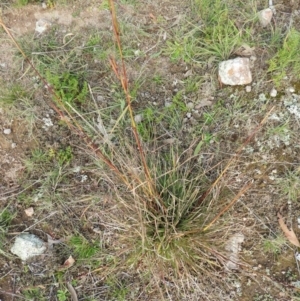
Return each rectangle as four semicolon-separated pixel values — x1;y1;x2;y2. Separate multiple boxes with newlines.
218;57;252;86
41;2;47;9
11;143;17;148
35;19;52;34
245;85;252;93
270;88;277;97
258;8;273;27
288;87;295;93
3;128;11;135
42;117;53;128
134;114;143;124
225;233;245;270
11;233;46;261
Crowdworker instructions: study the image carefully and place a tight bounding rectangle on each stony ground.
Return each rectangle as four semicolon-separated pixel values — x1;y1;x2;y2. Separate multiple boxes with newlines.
1;0;300;300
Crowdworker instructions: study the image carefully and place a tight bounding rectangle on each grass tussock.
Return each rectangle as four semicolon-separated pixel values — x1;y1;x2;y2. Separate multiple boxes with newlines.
2;0;297;299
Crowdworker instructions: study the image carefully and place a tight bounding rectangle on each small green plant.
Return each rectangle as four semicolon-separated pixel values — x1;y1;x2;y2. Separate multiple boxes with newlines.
263;235;286;255
22;288;45;300
152;74;164;84
193;11;249;62
268;28;300;87
277;170;300;202
58;146;73;165
0;84;28;105
46;71;88;107
69;235;100;259
106;277;129;301
0;209;14;232
57;289;69;301
16;0;56;7
165;1;251;63
16;0;30;6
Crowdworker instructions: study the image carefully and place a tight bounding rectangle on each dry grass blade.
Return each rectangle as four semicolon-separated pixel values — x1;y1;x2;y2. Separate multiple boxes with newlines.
108;0;164;210
203;181;253;231
277;212;300;247
192;106;275;211
66;282;78;301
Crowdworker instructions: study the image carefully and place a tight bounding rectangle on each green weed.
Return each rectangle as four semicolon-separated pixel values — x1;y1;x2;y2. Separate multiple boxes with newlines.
0;84;29;105
22;288;45;300
106;277;129;301
263;235;286;255
57;146;73;165
46;71;88;107
277;170;300;202
57;289;69;301
166;0;252;63
268;29;300;87
0;209;14;232
69;235;100;259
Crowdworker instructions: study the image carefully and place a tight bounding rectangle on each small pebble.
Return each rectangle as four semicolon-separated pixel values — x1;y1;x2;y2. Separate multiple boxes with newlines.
192;111;201;120
35;19;52;34
288;87;295;93
258;8;273;27
24;207;34;217
245;86;251;93
186;102;194;110
186;112;192;118
11;143;17;149
134;114;143;123
270;88;277;97
41;2;47;9
93;227;101;234
3;128;11;135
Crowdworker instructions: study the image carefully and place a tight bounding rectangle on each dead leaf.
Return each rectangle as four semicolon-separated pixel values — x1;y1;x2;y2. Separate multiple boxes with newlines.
277;212;300;247
46;234;63;249
195;99;213;109
62;255;75;268
24;207;34;217
149;13;156;23
184;69;193;78
234;43;255;56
